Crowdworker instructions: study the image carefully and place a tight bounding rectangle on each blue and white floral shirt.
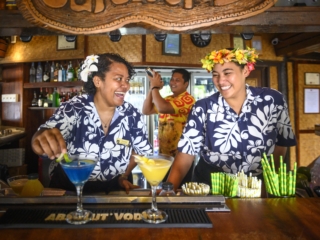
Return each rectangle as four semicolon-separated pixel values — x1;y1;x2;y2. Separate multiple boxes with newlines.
40;94;152;181
178;85;296;176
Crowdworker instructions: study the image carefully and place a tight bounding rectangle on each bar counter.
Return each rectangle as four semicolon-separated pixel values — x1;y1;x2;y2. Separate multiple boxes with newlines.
1;196;320;240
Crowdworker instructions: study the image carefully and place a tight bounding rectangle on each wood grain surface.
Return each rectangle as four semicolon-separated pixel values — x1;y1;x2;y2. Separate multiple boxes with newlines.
1;197;320;240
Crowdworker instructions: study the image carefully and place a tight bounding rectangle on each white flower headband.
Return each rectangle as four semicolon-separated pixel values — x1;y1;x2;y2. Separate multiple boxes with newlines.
80;55;99;82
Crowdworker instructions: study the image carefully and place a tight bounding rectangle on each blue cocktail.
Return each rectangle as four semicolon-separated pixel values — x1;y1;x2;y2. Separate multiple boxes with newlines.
60;154;98;225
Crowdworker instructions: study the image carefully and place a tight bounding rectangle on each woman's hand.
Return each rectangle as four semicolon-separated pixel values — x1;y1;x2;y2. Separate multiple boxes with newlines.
31;128;67;160
118;176;140;194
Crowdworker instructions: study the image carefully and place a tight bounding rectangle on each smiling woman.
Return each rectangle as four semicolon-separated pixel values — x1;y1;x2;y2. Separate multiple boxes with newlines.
167;47;297;191
31;53;152;194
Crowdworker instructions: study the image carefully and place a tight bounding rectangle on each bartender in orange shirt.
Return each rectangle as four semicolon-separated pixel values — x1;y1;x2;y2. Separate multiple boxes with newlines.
142;68;195;184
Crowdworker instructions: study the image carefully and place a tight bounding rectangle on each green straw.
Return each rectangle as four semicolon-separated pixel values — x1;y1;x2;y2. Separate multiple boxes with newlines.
288;171;293;196
279;156;283;196
221;173;224;195
293;162;297;196
283;163;287;196
271;154;275;175
263;158;280;196
211;173;215;195
262;158;276;195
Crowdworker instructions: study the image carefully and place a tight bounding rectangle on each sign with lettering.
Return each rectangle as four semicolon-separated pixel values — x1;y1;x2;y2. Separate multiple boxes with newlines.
45;212;143;222
17;0;274;34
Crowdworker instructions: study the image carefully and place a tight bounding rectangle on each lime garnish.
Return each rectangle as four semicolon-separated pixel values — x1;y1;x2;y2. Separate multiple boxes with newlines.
56;153;72;163
147;159;155;165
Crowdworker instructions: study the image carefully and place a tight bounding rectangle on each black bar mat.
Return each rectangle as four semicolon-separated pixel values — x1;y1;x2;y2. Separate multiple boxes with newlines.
0;208;212;228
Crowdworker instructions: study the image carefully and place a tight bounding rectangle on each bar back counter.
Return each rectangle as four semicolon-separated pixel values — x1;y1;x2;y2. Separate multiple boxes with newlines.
0;193;320;239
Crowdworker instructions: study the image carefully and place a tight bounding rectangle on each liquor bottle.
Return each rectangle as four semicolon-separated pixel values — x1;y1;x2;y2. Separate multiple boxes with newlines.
61;64;66;82
53;63;59;82
58;65;62;82
38;88;43;107
43;61;50;82
138;77;144;94
36;62;43;82
31;91;38;107
52;88;59;107
134;78;139;95
77;61;83;81
50;61;55;82
45;88;49;100
67;61;74;81
29;62;36;83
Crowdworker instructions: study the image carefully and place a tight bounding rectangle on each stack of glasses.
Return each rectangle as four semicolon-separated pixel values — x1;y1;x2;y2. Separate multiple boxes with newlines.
261;153;297;197
237;171;262;198
211;171;262;198
211;172;238;197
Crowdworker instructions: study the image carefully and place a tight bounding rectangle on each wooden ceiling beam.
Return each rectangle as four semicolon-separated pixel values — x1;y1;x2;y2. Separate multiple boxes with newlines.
274;33;320;57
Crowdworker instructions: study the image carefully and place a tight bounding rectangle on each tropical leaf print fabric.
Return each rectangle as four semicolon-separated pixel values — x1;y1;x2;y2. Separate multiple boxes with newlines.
178;85;296;176
40;94;152;181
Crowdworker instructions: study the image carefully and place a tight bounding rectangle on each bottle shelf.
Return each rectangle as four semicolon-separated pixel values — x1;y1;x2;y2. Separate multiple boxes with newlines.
24;82;83;89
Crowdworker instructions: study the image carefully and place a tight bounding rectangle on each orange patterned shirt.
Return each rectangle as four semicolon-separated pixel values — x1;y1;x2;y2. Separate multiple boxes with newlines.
156;91;195;156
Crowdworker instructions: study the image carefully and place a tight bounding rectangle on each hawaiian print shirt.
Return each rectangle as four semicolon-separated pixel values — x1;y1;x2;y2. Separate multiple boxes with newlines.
40;94;152;181
178;85;296;176
156;91;195;156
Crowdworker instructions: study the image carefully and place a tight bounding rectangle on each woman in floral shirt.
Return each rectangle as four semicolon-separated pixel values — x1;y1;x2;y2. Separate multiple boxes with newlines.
32;53;152;193
167;48;296;189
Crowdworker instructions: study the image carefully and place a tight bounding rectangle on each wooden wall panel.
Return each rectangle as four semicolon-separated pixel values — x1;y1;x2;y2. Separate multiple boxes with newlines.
1;64;23;126
87;35;142;63
146;34;231;65
0;36;85;64
269;66;278;90
298;64;320;130
287;62;297;169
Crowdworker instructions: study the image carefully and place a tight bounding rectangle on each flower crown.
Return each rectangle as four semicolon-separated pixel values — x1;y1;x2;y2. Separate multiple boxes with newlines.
80;55;99;82
201;47;259;73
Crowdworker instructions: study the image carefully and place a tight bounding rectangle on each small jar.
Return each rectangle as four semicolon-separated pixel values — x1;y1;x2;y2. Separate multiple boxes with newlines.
159;182;175;196
20;173;44;197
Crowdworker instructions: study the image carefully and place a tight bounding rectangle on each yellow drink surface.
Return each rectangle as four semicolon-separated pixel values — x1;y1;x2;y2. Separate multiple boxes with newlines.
138;159;172;186
9;179;28;195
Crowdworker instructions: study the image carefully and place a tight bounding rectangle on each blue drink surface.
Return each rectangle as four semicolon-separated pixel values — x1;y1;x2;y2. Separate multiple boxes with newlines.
61;159;96;186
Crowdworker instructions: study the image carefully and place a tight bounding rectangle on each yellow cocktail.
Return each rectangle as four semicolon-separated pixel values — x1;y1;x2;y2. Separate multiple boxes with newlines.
7;175;28;195
138;159;172;186
134;154;174;224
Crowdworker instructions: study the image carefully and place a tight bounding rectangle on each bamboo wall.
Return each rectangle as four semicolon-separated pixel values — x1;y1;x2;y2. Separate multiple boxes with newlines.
298;64;320;166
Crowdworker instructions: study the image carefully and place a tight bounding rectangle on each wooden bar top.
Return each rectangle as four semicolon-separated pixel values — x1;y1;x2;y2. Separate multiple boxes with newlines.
1;197;320;240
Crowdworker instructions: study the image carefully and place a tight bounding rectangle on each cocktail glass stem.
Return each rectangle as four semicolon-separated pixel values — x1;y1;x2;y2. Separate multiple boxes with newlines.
76;185;84;213
151;185;158;212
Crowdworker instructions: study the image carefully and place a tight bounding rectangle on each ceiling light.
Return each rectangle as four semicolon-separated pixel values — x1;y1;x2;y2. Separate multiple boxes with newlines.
64;35;77;42
240;33;254;40
154;33;167;42
20;36;33;43
109;29;122;42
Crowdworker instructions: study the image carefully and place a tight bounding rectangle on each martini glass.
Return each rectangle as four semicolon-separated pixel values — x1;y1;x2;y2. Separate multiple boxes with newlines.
135;154;174;224
60;154;98;225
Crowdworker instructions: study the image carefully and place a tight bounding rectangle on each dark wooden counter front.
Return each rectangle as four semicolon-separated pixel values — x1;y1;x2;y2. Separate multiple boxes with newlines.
1;198;320;240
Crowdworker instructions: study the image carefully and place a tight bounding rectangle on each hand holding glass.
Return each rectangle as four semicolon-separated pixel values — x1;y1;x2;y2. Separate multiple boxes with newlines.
59;154;98;225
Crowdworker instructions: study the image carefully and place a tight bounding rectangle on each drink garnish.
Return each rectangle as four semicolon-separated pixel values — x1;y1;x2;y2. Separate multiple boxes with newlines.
56;153;72;163
132;155;149;163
